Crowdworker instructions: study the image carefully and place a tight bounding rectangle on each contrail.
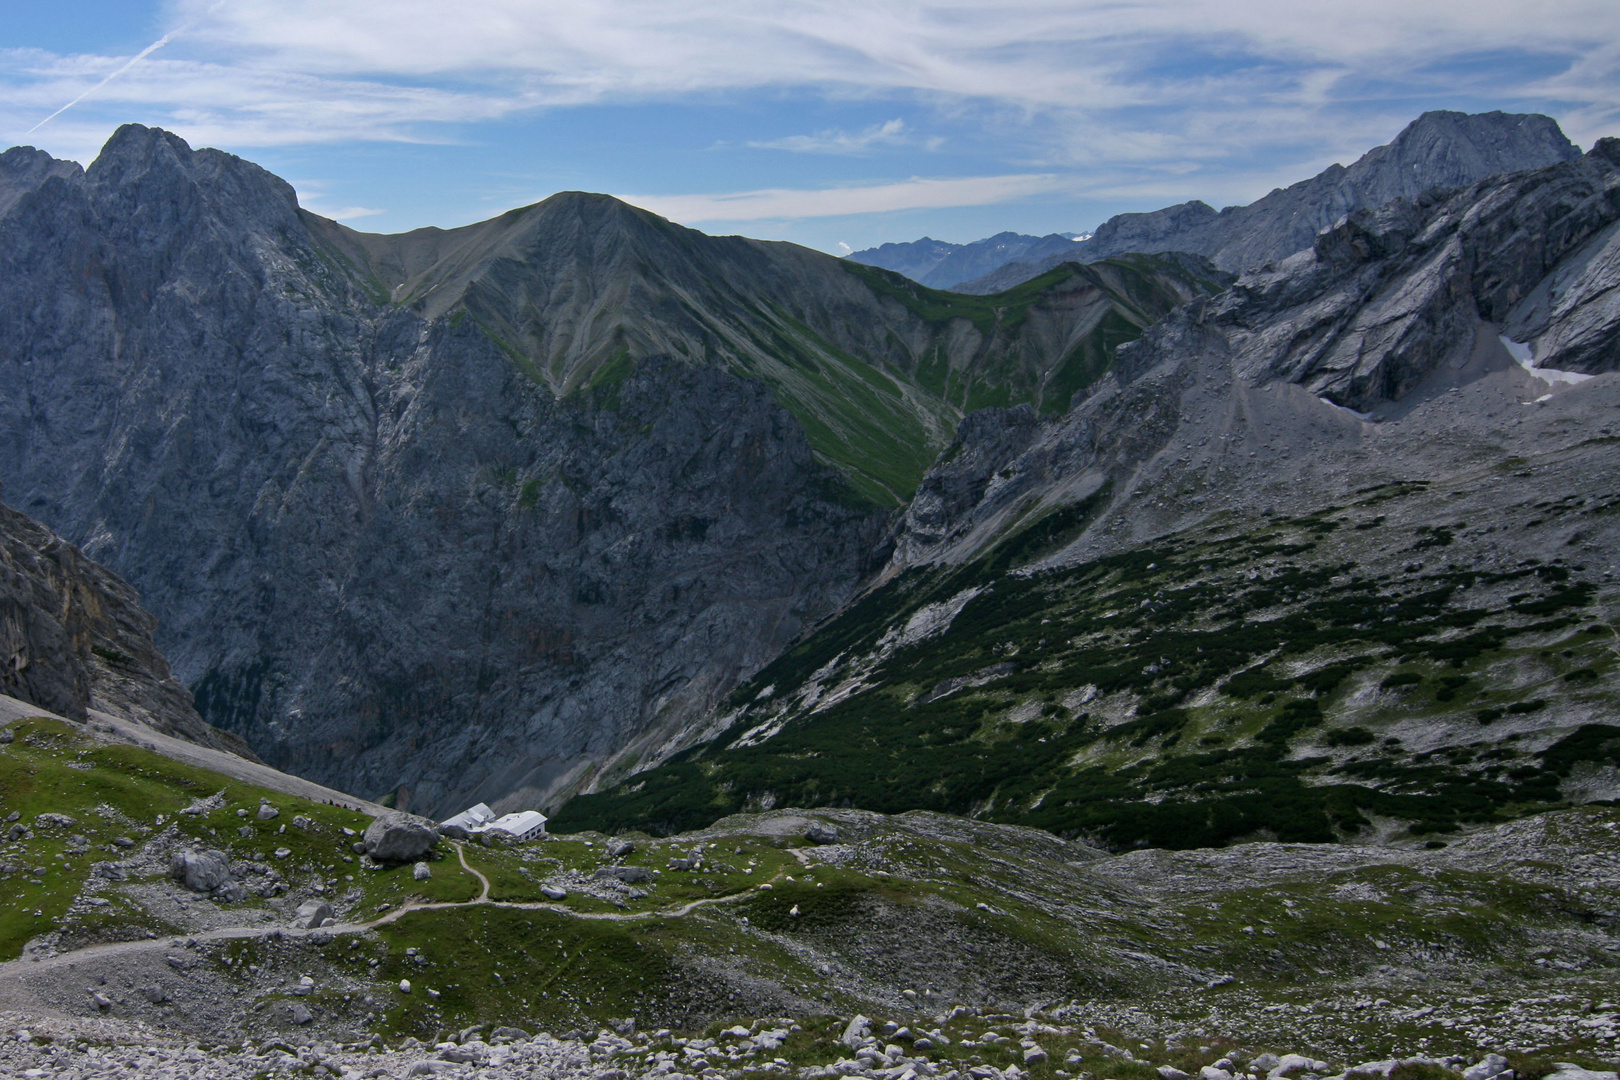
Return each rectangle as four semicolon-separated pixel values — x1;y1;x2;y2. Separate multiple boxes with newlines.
25;31;176;135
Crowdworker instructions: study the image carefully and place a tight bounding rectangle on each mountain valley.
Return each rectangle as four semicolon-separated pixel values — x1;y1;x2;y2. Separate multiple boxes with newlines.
0;105;1618;1072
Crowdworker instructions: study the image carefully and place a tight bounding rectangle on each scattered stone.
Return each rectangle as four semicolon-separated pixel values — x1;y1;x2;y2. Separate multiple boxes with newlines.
1160;1068;1191;1080
257;801;279;821
287;1002;313;1025
606;836;637;858
594;865;652;884
399;979;412;993
413;861;432;880
541;885;568;900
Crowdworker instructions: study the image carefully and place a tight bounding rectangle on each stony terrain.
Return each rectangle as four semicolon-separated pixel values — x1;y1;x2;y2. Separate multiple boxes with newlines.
4;705;1620;1079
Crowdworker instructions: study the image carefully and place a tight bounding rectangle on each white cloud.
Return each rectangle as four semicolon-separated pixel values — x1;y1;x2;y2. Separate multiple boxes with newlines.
6;1;1613;150
3;0;1616;230
618;173;1067;223
749;118;910;154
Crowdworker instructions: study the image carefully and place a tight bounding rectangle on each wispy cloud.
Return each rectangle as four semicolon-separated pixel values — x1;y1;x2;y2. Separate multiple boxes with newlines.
8;1;1616;151
2;0;1616;237
749;118;910;154
619;173;1066;223
24;30;175;135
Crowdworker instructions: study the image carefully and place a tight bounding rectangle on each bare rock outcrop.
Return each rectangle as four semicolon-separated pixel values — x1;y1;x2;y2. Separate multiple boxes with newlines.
0;496;250;754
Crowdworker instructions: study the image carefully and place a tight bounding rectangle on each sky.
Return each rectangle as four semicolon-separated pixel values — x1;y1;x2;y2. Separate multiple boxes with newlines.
2;1;1618;256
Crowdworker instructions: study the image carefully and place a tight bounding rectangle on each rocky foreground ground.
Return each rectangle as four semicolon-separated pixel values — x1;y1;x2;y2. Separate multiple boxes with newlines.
1;1006;1617;1080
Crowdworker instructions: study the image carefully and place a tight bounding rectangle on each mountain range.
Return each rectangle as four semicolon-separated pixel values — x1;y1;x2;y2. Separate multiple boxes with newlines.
857;111;1581;295
559;135;1620;840
0;126;1218;819
845;231;1087;290
0;110;1615;849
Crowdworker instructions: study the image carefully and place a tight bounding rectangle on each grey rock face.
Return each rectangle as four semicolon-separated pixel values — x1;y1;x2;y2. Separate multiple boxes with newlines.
890;141;1620;569
363;812;439;863
0;125;890;817
0;146;81;219
963;110;1582;291
0;498;247;752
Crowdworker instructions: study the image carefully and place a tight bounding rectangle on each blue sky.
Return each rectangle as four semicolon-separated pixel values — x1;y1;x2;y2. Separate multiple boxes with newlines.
3;1;1618;255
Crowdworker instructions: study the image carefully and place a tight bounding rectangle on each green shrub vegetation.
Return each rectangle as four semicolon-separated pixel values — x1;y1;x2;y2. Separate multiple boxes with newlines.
556;488;1615;850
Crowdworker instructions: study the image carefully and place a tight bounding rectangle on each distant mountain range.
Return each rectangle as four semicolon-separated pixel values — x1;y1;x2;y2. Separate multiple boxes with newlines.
845;231;1087;290
855;111;1580;294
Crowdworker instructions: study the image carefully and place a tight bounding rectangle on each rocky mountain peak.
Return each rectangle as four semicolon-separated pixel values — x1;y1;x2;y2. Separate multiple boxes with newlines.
0;145;82;218
961;110;1585;293
85;123;304;246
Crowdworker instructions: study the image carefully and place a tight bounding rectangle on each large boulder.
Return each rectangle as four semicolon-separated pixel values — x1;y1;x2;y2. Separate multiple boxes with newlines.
363;811;439;863
594;865;652;884
804;822;839;845
169;848;232;893
294;899;334;929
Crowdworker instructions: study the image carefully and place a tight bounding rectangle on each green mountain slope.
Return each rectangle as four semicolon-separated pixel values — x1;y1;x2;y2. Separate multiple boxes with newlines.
552;468;1620;847
309;199;1224;504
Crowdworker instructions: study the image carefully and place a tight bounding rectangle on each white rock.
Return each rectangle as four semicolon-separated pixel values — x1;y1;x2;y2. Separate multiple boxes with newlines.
1465;1056;1513;1080
1545;1068;1619;1080
399;979;412;993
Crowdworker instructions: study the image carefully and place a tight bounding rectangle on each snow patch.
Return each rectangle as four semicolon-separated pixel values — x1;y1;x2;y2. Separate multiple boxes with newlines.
1319;397;1374;421
1501;334;1593;386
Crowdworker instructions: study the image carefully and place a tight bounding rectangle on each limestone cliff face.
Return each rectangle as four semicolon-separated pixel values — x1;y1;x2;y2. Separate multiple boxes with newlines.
0;497;247;753
0;125;887;816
